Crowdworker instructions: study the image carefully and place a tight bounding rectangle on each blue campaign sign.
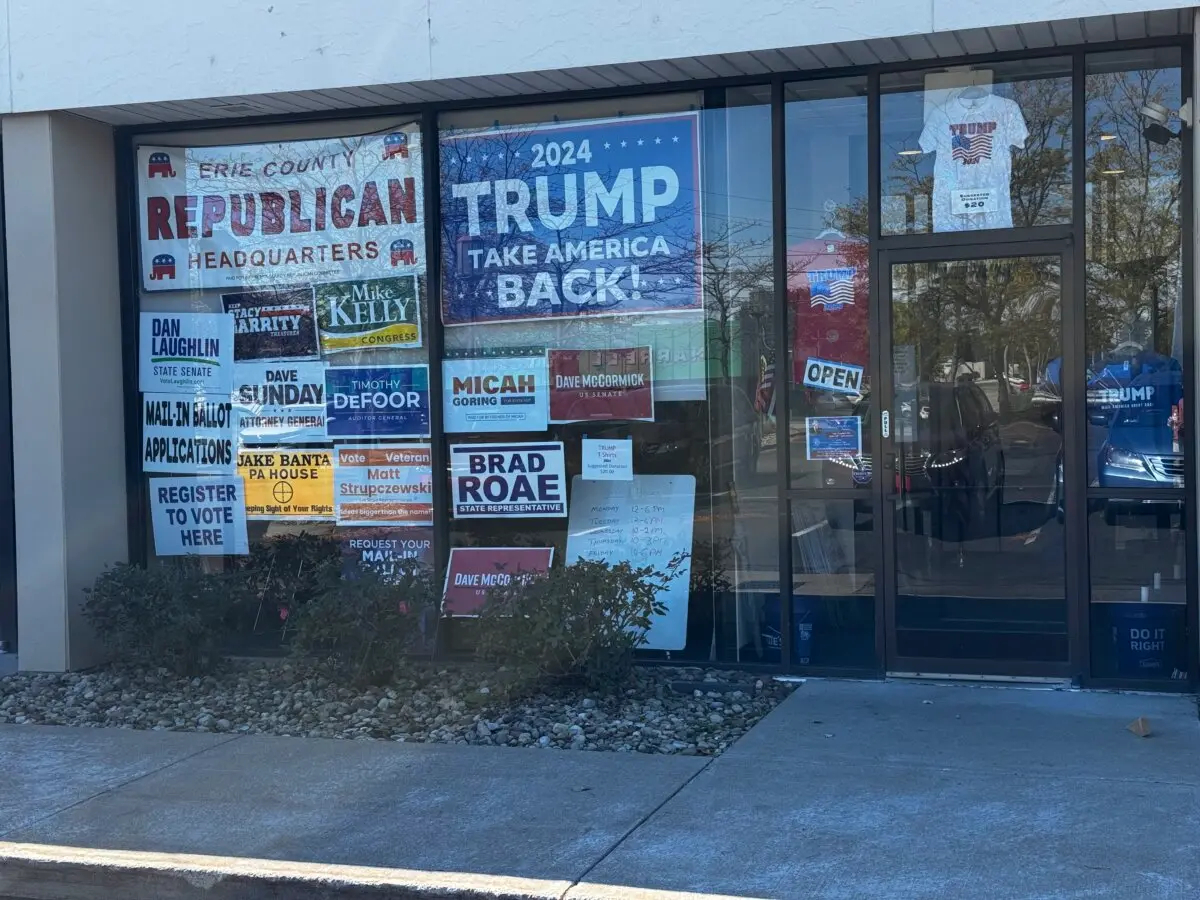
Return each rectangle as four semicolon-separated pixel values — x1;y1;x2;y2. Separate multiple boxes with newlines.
325;365;430;438
805;416;862;461
440;112;702;325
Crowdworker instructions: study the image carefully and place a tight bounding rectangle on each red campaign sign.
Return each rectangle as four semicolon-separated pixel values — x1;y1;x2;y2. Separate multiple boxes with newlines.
548;347;654;423
442;547;555;616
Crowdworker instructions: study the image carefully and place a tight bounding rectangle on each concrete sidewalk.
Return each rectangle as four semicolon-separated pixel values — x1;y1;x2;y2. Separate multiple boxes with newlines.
2;680;1198;900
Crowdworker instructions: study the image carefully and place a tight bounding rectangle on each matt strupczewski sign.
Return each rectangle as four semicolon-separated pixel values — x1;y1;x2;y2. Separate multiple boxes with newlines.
450;442;567;518
139;312;234;394
233;361;327;445
221;287;319;361
443;355;550;433
149;476;249;556
325;365;431;438
138;128;425;291
549;347;654;423
315;276;422;353
142;394;235;474
334;444;433;526
440;112;701;325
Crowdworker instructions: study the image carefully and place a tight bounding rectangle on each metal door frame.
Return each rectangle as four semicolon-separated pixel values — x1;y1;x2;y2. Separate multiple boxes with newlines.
874;240;1083;679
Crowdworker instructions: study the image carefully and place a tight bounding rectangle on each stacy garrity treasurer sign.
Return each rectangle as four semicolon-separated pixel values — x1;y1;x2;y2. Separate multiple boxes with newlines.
440;111;701;325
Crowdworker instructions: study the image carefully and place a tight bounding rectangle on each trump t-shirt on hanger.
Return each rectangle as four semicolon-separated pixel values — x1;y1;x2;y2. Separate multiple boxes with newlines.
919;90;1028;232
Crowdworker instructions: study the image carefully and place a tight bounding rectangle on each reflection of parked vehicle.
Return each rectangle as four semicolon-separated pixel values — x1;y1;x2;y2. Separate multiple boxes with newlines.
824;381;1005;541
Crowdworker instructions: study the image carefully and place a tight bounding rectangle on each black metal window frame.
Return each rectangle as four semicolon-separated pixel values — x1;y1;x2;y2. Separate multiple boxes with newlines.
112;33;1195;687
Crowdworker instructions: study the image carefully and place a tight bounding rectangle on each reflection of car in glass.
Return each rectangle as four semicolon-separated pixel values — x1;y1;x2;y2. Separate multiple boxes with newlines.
824;381;1005;540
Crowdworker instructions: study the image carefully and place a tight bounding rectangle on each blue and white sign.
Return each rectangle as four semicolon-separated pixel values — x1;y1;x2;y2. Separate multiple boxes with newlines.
325;365;430;438
139;312;234;394
801;357;864;396
566;474;696;650
149;476;249;556
233;361;327;445
805;416;862;461
440;112;702;325
450;442;567;518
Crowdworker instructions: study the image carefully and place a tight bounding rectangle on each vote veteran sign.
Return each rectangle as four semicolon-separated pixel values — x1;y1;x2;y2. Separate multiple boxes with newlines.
325;365;430;438
140;312;234;394
149;476;249;556
315;275;422;353
237;449;334;520
450;442;567;518
334;444;433;526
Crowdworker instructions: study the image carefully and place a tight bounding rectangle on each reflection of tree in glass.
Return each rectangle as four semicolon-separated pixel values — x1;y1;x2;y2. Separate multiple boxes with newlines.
1084;67;1181;364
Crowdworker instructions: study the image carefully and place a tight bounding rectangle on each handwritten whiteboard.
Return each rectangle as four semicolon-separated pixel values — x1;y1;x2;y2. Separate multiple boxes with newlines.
566;474;696;650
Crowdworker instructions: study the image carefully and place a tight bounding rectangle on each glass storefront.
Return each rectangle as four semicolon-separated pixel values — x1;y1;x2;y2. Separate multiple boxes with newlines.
124;39;1195;686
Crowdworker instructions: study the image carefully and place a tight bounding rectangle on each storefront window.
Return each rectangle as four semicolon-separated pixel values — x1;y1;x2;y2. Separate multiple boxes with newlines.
1084;49;1184;489
785;78;870;491
438;88;777;663
881;58;1073;235
1088;500;1188;681
135;120;433;648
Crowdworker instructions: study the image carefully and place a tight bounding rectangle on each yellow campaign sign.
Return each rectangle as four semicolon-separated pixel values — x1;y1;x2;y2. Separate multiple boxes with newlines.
237;449;335;521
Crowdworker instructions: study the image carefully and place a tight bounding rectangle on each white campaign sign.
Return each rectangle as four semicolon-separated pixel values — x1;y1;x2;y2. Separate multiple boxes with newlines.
139;312;234;394
450;442;567;518
233;361;328;445
582;438;633;481
137;129;425;291
566;474;695;650
443;356;550;433
149;476;249;556
143;394;236;474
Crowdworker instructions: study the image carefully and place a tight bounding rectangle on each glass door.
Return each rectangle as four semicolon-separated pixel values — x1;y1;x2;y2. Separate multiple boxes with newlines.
880;249;1075;676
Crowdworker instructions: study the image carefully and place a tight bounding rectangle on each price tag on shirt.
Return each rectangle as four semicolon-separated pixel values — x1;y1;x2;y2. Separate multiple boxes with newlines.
950;188;999;215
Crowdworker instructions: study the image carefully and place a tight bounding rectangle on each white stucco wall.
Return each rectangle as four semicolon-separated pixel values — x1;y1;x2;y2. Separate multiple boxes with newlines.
0;0;1192;113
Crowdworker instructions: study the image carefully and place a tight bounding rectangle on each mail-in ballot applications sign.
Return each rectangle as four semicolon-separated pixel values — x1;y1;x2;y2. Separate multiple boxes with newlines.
325;365;430;438
237;448;335;520
137;129;425;291
150;476;249;556
450;442;567;518
143;394;235;474
443;355;550;433
139;312;234;394
801;357;865;396
334;444;433;526
233;361;327;445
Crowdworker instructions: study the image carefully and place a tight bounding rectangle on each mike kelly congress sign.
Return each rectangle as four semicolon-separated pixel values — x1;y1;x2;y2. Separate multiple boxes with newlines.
440;112;701;325
138;129;424;291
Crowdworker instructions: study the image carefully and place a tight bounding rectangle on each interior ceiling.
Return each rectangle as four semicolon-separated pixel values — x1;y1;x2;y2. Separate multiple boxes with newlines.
76;10;1192;127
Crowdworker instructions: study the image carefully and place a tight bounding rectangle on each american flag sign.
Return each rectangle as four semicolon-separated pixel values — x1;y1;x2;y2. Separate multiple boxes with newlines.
808;267;856;310
951;130;993;165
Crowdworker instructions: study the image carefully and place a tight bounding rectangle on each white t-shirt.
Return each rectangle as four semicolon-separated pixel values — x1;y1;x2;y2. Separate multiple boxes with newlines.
919;92;1028;232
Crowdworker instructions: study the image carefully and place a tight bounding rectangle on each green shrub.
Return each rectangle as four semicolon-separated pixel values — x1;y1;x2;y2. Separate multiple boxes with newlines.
287;560;438;686
233;532;342;632
474;558;674;693
83;561;248;675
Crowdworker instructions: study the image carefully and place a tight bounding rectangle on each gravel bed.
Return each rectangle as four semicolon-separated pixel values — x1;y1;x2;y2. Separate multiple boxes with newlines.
0;662;794;755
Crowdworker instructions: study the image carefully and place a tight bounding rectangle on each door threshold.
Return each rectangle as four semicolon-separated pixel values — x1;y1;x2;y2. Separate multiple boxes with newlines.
886;671;1072;686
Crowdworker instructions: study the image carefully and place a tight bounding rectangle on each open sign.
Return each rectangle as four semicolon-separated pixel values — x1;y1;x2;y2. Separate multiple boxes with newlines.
147;151;176;178
390;238;416;267
382;132;409;160
802;357;863;396
149;254;176;281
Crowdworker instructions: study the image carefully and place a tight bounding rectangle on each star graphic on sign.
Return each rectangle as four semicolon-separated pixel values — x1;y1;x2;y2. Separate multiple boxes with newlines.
637;139;644;146
620;140;627;148
514;151;521;156
466;156;472;162
657;278;667;287
672;135;680;143
604;142;611;149
481;154;488;161
674;277;682;284
654;137;662;145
